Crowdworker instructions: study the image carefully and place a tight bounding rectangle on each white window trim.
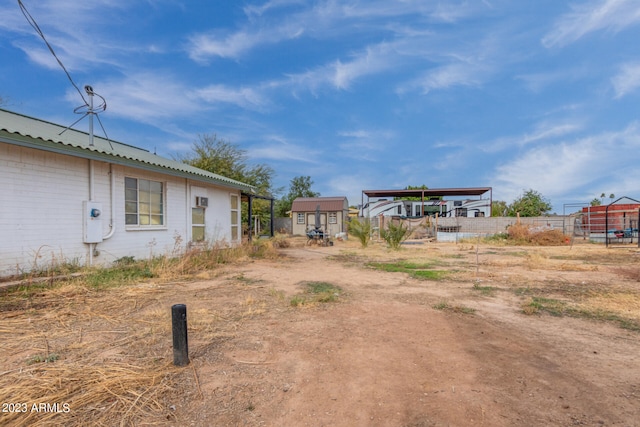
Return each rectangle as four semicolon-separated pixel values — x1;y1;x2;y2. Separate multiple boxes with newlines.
329;212;337;224
191;207;206;242
230;194;240;242
297;212;305;224
124;177;167;230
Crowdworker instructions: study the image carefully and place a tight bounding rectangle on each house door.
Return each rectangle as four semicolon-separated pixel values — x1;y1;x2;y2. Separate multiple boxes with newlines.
306;213;326;230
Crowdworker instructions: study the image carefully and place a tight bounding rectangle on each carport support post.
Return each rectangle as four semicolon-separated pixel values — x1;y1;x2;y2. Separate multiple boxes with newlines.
172;304;189;366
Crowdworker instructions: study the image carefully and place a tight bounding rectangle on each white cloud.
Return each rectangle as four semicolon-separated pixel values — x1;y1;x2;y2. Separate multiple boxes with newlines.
243;0;305;17
327;174;370;203
485;122;583;152
494;122;640;204
285;41;401;93
542;0;640;48
187;31;263;61
336;128;394;161
612;62;640;98
247;137;321;163
187;1;490;62
397;61;484;95
84;73;197;122
194;85;268;110
186;16;305;61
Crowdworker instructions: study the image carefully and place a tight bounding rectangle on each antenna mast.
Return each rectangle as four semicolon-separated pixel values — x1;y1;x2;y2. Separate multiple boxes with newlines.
86;85;95;146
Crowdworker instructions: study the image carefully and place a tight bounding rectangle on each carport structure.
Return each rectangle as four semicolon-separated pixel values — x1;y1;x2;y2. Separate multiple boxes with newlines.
361;187;493;217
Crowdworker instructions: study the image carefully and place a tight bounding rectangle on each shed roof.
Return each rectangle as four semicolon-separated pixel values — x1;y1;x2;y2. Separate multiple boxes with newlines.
0;108;256;193
291;197;348;212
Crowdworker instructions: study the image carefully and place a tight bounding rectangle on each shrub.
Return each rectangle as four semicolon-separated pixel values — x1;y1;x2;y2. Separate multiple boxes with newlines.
348;218;372;248
506;223;567;246
380;220;410;250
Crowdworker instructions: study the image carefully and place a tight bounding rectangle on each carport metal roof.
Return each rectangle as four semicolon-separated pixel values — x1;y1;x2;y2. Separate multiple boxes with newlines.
362;187;492;200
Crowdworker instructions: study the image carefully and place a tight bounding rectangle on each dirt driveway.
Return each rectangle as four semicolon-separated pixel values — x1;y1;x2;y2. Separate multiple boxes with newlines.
166;241;640;426
1;238;640;426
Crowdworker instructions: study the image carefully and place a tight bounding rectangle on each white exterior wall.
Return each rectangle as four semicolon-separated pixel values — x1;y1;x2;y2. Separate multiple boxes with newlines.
0;143;242;276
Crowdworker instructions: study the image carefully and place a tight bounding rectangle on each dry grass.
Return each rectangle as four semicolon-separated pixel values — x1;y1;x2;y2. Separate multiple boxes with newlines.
2;235;639;425
1;361;177;426
0;284;179;426
0;237;291;426
507;223;568;246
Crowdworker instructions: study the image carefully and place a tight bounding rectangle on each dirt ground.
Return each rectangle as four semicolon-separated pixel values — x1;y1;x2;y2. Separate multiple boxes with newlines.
2;237;640;426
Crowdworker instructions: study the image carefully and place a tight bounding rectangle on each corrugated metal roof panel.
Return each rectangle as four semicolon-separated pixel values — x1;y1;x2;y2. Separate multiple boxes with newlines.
291;197;348;212
0;109;256;192
363;188;492;198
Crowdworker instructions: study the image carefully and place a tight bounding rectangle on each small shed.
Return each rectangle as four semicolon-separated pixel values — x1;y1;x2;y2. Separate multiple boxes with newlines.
291;197;349;237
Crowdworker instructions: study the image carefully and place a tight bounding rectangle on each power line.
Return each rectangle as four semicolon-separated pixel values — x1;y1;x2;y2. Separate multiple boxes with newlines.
17;0;88;106
17;1;111;148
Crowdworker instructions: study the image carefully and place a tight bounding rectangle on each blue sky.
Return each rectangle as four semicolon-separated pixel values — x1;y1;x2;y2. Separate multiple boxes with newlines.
2;0;640;212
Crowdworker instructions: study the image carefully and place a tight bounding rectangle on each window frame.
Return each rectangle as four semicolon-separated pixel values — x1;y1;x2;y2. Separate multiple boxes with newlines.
191;207;206;242
297;212;305;224
124;177;166;230
230;193;240;242
328;212;337;224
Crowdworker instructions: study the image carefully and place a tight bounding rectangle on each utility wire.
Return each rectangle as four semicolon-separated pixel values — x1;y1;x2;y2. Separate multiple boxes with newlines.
18;1;111;149
18;0;88;106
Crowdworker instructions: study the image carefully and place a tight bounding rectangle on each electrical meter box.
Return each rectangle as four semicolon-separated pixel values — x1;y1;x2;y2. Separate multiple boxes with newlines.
83;201;103;243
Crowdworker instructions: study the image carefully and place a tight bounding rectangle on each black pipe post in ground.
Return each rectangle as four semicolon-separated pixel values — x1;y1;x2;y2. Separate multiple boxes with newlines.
171;304;189;366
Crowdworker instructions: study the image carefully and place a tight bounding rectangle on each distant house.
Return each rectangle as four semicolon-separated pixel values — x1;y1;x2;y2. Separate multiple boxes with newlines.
290;197;349;237
0;108;260;276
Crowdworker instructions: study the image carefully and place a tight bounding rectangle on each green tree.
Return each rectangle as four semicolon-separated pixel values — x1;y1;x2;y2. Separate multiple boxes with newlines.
506;189;552;217
176;134;276;234
492;200;508;216
590;198;601;207
396;184;432;201
275;176;320;217
177;134;274;195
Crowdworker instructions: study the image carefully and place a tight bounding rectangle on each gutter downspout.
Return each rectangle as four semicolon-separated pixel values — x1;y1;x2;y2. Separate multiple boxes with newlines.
102;163;116;240
89;159;95;266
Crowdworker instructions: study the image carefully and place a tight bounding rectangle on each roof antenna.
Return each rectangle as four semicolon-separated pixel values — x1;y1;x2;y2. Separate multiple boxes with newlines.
57;85;112;149
86;85;95;146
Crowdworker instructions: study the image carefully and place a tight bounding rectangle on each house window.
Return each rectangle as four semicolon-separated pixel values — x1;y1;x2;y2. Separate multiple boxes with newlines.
192;208;205;242
230;194;240;241
125;177;164;226
297;213;305;224
329;212;337;224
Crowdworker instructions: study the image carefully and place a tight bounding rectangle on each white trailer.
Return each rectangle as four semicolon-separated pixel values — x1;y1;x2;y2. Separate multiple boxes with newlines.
360;198;490;219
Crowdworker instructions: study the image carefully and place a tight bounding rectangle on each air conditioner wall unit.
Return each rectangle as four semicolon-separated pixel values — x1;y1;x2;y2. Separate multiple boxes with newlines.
196;196;209;207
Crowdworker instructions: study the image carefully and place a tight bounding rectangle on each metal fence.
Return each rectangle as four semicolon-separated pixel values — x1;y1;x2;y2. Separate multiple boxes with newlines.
573;211;639;247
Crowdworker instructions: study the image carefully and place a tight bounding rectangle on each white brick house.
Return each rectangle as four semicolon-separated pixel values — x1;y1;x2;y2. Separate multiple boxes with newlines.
0;109;255;277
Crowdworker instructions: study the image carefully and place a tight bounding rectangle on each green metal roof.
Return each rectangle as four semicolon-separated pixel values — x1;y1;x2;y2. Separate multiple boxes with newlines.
0;108;256;193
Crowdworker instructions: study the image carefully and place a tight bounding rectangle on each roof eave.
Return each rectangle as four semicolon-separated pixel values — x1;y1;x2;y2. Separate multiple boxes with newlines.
0;130;256;193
